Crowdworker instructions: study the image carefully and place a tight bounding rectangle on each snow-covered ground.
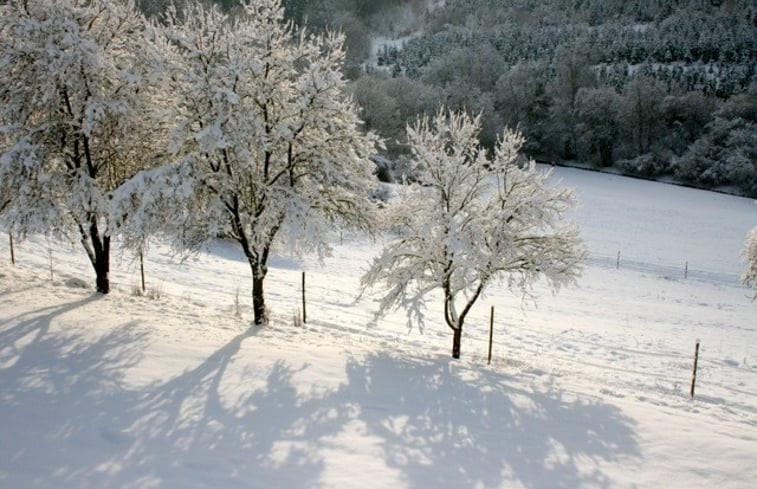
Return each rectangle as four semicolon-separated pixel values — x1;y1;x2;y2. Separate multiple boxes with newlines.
1;167;755;488
364;0;445;71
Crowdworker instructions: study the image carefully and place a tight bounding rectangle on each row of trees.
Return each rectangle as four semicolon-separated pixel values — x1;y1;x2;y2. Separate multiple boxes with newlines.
0;0;379;326
1;0;586;359
352;66;756;195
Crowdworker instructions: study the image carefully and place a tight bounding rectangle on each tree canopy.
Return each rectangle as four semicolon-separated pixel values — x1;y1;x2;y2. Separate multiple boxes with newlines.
117;0;380;324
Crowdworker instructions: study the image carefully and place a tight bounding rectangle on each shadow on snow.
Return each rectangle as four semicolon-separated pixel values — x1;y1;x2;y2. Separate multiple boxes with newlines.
0;295;640;489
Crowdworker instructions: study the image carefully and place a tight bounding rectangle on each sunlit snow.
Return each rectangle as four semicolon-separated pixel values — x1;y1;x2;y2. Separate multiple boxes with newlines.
1;167;755;488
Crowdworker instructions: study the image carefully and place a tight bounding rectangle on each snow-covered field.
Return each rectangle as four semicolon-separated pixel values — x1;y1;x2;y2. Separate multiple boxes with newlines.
1;167;755;488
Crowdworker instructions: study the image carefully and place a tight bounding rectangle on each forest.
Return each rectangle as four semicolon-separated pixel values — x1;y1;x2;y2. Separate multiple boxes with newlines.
146;0;755;197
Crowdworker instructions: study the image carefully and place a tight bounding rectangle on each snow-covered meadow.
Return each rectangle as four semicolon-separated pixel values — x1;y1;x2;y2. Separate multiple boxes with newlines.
1;167;756;488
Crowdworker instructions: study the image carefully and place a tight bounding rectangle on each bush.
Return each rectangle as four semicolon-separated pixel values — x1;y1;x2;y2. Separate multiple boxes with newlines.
617;152;672;177
675;117;757;196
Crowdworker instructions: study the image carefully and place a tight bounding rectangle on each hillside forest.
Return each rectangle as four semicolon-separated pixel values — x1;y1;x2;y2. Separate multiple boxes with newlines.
145;0;756;196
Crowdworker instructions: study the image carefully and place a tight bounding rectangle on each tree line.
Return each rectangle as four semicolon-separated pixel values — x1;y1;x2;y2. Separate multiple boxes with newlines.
271;0;756;196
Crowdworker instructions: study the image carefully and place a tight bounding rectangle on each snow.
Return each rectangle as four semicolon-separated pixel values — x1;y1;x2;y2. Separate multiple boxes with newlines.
366;33;419;73
1;167;756;488
364;0;445;69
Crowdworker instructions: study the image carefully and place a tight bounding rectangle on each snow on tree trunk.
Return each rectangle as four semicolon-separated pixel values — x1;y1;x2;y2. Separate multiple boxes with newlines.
361;108;586;359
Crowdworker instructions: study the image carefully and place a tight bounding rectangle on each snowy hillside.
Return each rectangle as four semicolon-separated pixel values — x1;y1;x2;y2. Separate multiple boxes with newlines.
1;167;756;488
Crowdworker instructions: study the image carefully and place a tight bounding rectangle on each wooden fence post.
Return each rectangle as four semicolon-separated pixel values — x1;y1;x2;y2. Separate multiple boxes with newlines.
616;251;621;269
302;271;307;324
684;261;688;279
487;306;494;365
139;249;146;293
690;339;700;398
9;233;15;265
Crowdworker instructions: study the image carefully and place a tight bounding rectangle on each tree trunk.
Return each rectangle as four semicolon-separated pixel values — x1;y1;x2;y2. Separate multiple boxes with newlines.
452;327;462;359
252;270;267;325
598;138;613;167
237;232;271;326
93;235;111;294
82;219;111;294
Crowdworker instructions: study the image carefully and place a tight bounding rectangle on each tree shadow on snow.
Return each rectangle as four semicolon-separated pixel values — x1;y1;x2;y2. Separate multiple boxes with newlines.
0;295;149;485
340;353;641;489
1;301;640;488
1;306;340;488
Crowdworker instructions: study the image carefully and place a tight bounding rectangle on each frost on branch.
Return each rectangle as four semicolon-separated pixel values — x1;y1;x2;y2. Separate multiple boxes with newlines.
361;108;586;359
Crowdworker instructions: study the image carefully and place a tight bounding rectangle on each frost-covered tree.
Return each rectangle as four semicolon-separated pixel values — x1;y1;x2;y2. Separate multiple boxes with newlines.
494;61;550;155
620;76;666;156
0;0;163;293
744;227;757;294
125;0;379;325
545;43;594;160
350;75;439;156
575;86;622;167
362;109;585;359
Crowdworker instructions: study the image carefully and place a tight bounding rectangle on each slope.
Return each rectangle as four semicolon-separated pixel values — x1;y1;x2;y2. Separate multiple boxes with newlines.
1;167;756;488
